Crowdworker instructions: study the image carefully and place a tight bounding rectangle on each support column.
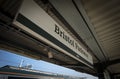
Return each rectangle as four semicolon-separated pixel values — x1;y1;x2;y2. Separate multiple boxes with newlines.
97;69;105;79
110;74;114;79
95;63;105;79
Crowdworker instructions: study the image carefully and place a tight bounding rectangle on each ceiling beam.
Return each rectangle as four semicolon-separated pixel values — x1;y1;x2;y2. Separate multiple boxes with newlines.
112;73;120;76
60;63;86;67
94;58;120;70
106;58;120;68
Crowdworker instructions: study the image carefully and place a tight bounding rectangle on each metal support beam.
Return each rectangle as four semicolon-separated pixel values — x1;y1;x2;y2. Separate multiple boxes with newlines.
106;59;120;68
112;73;120;76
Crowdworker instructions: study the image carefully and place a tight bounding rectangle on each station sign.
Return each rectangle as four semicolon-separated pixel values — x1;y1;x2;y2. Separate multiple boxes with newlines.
13;0;93;67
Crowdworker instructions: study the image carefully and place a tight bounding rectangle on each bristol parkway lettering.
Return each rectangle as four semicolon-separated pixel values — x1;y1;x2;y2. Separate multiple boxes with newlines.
54;24;88;58
54;24;74;47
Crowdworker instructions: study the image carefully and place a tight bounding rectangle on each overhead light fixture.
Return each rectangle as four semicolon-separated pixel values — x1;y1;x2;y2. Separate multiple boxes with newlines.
48;51;53;58
43;46;49;52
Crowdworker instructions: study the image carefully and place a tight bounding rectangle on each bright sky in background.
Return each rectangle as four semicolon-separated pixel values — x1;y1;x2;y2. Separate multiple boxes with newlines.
0;50;98;79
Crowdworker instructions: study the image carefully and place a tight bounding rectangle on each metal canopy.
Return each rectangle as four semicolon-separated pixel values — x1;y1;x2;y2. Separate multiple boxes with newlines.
0;0;120;77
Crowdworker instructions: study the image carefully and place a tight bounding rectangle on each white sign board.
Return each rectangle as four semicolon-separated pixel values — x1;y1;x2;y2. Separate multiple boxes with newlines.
14;0;93;67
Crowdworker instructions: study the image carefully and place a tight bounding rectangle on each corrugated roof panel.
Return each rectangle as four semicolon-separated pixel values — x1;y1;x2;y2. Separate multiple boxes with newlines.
82;0;120;60
82;0;120;74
